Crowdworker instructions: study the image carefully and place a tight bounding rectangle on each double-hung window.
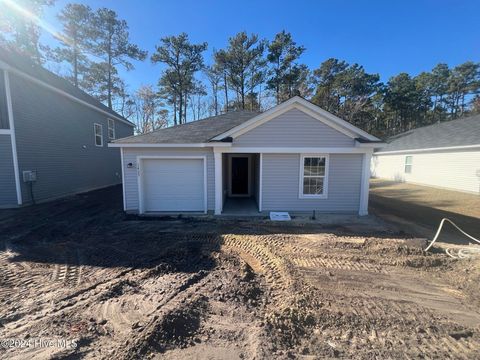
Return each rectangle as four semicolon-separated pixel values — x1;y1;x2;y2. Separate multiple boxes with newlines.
404;156;413;173
94;123;103;147
108;119;115;140
300;155;328;198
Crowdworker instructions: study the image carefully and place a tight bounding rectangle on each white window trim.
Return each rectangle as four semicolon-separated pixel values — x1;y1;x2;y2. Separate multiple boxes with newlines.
108;118;115;140
299;154;329;199
94;123;103;147
404;155;413;173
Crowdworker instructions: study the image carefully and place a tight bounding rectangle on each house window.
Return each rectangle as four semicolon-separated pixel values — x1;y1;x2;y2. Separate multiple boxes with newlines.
94;123;103;147
404;156;413;173
108;119;115;140
300;155;328;198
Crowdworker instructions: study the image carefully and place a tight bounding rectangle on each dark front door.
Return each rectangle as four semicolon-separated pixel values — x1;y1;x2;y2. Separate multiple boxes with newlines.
231;157;249;195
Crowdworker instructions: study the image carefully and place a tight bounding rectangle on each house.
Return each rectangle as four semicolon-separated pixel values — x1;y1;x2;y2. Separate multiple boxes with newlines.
110;96;384;215
371;114;480;194
0;48;134;208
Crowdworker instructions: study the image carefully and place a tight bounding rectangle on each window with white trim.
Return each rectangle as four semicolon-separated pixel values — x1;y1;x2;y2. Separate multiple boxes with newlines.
404;156;413;173
108;119;115;140
94;123;103;146
300;155;328;198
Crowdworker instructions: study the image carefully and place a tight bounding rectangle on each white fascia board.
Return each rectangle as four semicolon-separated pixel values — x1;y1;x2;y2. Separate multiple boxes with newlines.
355;141;387;148
211;96;380;142
219;147;370;154
0;61;134;127
108;142;232;148
374;144;480;155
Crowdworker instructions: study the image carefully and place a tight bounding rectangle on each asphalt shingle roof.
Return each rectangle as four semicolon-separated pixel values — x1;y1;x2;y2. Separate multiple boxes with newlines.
378;114;480;152
114;111;260;144
0;47;131;124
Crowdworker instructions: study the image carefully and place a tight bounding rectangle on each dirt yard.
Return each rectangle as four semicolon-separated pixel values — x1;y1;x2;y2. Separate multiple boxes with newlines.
370;179;480;245
1;186;480;359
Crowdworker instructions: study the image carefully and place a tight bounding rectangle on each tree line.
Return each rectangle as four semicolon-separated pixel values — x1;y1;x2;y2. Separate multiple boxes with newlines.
1;1;479;138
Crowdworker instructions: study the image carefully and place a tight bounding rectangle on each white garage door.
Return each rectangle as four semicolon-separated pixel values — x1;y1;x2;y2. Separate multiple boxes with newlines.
141;158;205;212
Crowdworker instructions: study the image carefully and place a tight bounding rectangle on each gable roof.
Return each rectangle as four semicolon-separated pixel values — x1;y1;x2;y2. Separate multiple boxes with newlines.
113;111;260;144
211;96;381;142
376;114;480;153
0;47;133;126
113;96;382;146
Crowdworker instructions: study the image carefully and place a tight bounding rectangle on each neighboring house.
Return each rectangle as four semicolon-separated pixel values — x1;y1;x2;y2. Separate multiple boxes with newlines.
371;114;480;194
0;48;134;208
110;96;384;215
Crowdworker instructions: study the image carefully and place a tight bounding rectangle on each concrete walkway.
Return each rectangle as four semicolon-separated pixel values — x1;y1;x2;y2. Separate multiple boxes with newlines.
369;179;480;245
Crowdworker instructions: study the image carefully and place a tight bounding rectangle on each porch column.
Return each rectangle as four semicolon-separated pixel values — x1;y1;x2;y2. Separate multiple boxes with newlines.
359;149;373;216
214;150;223;215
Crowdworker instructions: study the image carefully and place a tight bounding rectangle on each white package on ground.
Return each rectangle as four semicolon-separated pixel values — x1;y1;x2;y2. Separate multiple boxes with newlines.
270;212;291;221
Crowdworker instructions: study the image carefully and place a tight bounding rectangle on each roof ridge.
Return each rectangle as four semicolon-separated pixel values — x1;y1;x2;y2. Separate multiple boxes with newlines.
387;113;480;141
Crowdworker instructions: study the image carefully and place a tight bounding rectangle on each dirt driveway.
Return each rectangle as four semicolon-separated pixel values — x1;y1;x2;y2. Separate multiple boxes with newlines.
370;179;480;245
1;186;480;359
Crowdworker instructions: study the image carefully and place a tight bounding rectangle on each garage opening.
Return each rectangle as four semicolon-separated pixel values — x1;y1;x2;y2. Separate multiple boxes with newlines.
139;157;206;213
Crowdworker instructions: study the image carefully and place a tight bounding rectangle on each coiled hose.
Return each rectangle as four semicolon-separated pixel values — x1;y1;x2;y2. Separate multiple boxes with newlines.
424;218;480;259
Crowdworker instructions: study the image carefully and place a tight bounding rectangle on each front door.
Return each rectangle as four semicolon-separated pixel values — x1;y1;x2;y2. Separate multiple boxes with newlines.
231;156;249;196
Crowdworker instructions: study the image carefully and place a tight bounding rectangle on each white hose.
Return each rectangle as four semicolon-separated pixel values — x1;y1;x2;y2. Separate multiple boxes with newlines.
424;218;480;259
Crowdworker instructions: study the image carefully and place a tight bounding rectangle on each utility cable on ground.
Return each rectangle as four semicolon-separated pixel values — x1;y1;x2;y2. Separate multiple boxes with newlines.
424;218;480;259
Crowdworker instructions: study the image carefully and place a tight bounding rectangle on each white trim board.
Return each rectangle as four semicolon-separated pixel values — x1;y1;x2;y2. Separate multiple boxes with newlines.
120;147;126;211
0;129;12;135
109;142;232;148
215;147;371;154
258;153;263;212
374;144;480;155
211;96;380;142
0;62;134;127
136;155;208;214
359;150;373;216
214;152;223;215
4;71;22;205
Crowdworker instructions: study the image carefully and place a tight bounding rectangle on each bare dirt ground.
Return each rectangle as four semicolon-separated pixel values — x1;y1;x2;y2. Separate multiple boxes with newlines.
370;179;480;245
1;186;480;359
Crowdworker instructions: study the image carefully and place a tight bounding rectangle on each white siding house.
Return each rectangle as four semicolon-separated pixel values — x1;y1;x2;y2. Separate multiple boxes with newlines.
110;97;384;216
371;115;480;194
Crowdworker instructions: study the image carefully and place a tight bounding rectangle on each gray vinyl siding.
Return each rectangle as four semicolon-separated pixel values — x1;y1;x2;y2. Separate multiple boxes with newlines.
0;70;9;129
122;148;215;212
0;135;17;207
234;108;355;147
9;73;133;204
262;153;362;213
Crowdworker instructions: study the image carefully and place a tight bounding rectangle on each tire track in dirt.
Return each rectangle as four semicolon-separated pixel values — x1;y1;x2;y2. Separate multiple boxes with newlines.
52;250;82;287
116;271;212;359
292;256;386;273
283;233;480;359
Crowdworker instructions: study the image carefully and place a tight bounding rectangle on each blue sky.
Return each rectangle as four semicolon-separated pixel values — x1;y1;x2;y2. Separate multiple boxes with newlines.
43;0;480;92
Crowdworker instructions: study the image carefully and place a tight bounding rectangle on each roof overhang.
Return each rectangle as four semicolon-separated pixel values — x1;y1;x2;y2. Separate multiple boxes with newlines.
210;96;380;142
374;144;480;155
108;142;232;148
355;139;386;148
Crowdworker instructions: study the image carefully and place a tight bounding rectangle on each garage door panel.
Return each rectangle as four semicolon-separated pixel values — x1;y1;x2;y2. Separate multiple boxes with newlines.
142;159;205;212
